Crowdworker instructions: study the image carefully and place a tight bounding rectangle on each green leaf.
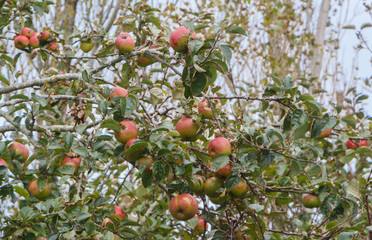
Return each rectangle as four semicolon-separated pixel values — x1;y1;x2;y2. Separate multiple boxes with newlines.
292;120;310;140
101;119;121;133
99;101;108;115
191;72;207;96
225;26;247;36
125;141;148;156
268;74;282;86
59;165;75;175
220;45;232;64
37;177;47;191
82;70;89;82
153;161;165;182
142;170;153;188
124;98;135;117
341;116;356;129
260;150;275;166
211;155;229;171
291;109;304;126
64;132;73;149
283;112;292;134
85;221;95;235
340;152;355;164
346;179;360;199
0;74;9;85
225;175;241;190
76;212;90;222
248;203;264;212
190;39;204;55
14;186;29;199
310;120;322;138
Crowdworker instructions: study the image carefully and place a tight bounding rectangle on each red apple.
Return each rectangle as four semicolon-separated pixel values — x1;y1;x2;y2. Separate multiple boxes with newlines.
208;137;231;159
198;99;222;119
21;27;34;38
8;142;29;162
29;33;40;48
60;153;81;172
115;33;134;54
204;177;224;198
80;37;94;53
124;138;144;162
0;158;8;167
317;128;332;138
302;194;321;208
230;179;249;198
114;206;125;220
214;162;232;180
190;174;204;196
114;120;138;144
359;139;368;147
138;46;158;67
169;26;196;52
175;118;200;141
137;155;153;172
346;139;368;149
41;31;50;41
169;193;199;220
48;42;59;51
109;87;128;99
194;215;207;234
29;179;51;200
14;35;29;49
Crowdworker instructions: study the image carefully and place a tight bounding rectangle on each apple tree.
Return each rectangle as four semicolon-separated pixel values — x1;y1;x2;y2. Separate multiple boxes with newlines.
0;1;371;240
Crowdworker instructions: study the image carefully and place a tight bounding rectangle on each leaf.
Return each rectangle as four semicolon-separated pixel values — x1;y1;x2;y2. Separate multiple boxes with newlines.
193;63;206;73
142;170;153;188
225;26;247;36
361;23;372;29
76;212;91;222
310;120;322;138
0;74;9;85
59;165;75;175
283;112;292;134
268;74;282;86
101;119;121;133
341;116;356;129
220;45;232;64
64;132;73;149
260;150;275;166
191;72;207;97
190;39;204;55
248;203;264;212
153;161;165;182
82;70;89;82
124;98;136;117
13;186;29;199
211;155;230;171
292;120;310;140
37;177;47;191
225;175;241;190
342;25;355;29
85;221;95;235
346;179;360;199
125;141;148;156
291;109;304;126
340;152;355;164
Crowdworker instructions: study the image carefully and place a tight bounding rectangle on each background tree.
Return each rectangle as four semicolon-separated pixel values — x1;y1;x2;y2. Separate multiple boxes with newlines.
0;0;371;239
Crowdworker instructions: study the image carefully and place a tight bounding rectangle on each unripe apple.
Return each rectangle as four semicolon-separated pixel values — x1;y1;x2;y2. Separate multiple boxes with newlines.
0;158;8;167
21;27;34;38
80;37;94;53
48;42;59;51
14;35;29;49
137;155;153;172
114;120;138;144
214;162;232;180
124;138;144;162
175;118;200;141
204;177;224;198
109;87;128;99
198;99;222;119
41;31;50;41
209;191;229;205
137;46;157;67
114;206;125;220
29;179;51;200
115;33;134;54
29;33;40;48
302;194;321;208
8;142;29;162
102;217;113;228
317;128;332;138
169;193;199;220
169;26;196;52
230;179;249;198
190;174;204;195
208;137;231;159
60;153;81;172
194;214;207;234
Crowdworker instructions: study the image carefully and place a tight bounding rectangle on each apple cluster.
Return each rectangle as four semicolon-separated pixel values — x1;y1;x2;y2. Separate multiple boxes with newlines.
14;27;58;51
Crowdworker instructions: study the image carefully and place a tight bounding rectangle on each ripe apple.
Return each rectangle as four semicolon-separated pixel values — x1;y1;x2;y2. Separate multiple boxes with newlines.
48;42;59;51
21;27;34;38
138;46;157;67
114;206;125;220
60;153;81;172
204;177;224;198
114;120;138;144
41;31;50;41
115;33;134;54
214;162;232;180
14;35;29;49
29;179;51;200
169;26;196;52
0;158;8;167
137;155;153;172
29;32;40;48
208;137;231;159
124;138;144;162
317;128;332;138
302;194;321;208
109;87;128;99
194;215;206;234
346;139;368;149
169;193;199;220
8;142;29;162
198;99;222;119
230;179;249;198
190;174;204;195
80;37;94;53
175;118;200;141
